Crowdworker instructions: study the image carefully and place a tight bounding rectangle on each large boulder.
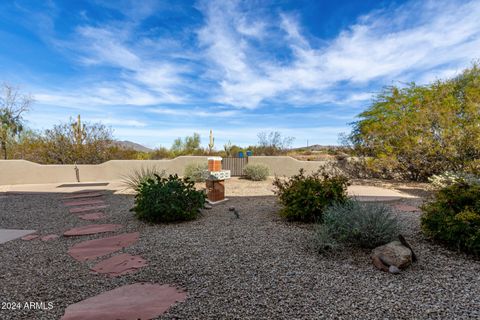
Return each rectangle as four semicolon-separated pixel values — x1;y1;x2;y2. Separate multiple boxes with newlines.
372;240;413;271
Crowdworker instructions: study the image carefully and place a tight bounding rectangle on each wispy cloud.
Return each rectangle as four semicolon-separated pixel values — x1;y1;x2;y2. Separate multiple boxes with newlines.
2;0;480;146
196;0;480;108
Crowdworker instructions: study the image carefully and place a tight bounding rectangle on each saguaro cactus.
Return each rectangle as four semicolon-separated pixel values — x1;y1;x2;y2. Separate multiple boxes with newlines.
72;114;86;145
208;129;215;154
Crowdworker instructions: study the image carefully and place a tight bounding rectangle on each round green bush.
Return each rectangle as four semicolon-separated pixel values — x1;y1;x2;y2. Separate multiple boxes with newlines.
314;200;399;251
184;163;209;182
421;182;480;256
243;164;269;181
132;174;206;223
273;169;349;222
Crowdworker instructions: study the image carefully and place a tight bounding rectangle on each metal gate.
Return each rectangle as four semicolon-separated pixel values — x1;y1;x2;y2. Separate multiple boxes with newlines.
222;157;248;176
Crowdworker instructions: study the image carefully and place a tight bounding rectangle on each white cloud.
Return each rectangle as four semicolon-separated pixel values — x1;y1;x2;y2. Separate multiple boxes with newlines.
148;107;238;118
196;0;480;108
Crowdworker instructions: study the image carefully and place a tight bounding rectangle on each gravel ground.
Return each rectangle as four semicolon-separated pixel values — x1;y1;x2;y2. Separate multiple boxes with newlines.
1;188;480;319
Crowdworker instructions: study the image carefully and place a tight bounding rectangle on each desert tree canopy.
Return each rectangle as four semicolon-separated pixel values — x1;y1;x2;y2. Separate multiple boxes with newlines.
349;63;480;181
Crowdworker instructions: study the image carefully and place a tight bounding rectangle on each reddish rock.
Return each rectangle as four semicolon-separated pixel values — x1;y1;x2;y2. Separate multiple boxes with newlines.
69;205;109;214
78;212;106;221
91;253;148;277
393;204;421;212
21;234;39;241
64;224;122;237
41;234;59;241
68;232;139;262
61;283;186;320
64;199;105;207
63;192;104;200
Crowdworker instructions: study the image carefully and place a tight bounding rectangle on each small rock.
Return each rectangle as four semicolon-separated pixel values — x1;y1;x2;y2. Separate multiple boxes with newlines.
388;265;401;274
204;204;213;210
372;241;413;270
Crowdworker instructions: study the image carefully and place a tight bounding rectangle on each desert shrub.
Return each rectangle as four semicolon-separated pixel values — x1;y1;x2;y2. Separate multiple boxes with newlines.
421;183;480;256
121;166;165;191
273;168;349;222
428;171;480;189
132;174;205;223
313;224;339;253
184;163;209;182
243;164;269;181
348;64;480;181
314;200;399;251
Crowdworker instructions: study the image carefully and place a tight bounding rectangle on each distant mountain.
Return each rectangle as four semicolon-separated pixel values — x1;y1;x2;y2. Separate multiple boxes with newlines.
292;144;341;151
114;140;153;153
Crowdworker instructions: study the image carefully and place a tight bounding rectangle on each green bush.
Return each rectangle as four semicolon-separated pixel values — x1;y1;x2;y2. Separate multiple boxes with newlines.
121;166;165;191
421;182;480;256
184;163;209;182
131;174;206;223
243;164;269;181
273;168;349;222
314;200;399;251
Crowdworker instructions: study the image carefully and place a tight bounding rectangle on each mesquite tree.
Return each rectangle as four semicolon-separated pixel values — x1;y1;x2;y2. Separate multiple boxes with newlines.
349;63;480;181
0;84;32;159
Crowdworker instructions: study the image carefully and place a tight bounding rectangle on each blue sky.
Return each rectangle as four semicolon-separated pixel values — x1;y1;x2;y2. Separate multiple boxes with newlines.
0;0;479;149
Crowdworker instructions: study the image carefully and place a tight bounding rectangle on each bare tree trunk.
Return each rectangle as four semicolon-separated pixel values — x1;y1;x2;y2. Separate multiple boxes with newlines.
1;140;7;159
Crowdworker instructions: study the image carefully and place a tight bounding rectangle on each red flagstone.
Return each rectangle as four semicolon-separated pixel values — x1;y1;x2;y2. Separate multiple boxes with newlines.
21;234;39;241
91;253;148;277
62;192;104;200
64;224;122;237
393;204;421;212
64;199;105;207
61;283;186;320
41;234;59;241
69;205;109;214
68;232;139;262
78;212;106;221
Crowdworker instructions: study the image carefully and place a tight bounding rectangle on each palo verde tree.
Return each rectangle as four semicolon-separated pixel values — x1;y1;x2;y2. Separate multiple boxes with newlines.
349;63;480;181
0;84;32;159
39;115;115;164
171;132;202;155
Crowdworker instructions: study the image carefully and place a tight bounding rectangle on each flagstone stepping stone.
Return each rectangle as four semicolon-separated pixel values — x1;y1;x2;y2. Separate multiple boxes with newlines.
64;199;105;207
64;224;122;237
63;192;104;200
78;212;106;221
61;283;186;320
21;234;39;241
393;204;422;212
69;205;109;214
41;234;59;241
91;253;148;277
68;232;139;262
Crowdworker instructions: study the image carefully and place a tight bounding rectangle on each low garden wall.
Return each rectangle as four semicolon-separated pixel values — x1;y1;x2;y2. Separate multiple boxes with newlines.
0;156;334;185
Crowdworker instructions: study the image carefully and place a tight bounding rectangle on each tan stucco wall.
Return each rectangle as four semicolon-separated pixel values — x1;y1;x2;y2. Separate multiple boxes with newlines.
0;156;334;185
248;156;334;176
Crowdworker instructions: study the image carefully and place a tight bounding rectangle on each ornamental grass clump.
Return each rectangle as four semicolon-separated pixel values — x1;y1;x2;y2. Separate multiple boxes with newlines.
131;174;205;223
421;182;480;256
121;166;165;191
273;168;349;222
314;200;400;252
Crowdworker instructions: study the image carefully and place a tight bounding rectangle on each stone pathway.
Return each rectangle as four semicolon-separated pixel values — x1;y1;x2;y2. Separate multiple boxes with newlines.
91;253;148;277
68;232;140;262
63;224;122;236
61;283;187;320
59;188;185;319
